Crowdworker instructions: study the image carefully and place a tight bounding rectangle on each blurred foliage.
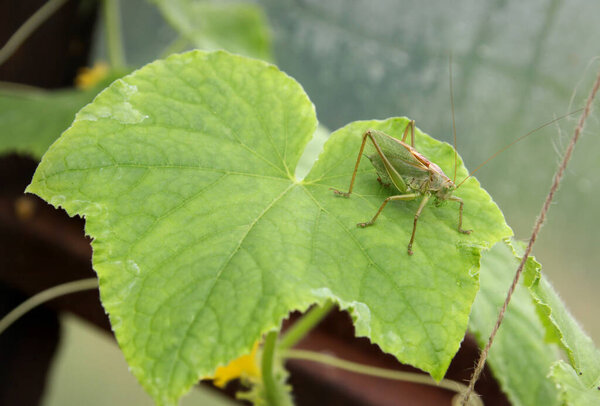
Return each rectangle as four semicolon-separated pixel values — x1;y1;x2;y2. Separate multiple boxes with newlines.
151;0;273;60
43;316;235;406
527;257;600;405
0;71;125;159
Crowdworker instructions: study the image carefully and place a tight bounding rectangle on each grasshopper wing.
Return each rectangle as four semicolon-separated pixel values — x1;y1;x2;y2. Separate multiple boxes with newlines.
366;130;429;193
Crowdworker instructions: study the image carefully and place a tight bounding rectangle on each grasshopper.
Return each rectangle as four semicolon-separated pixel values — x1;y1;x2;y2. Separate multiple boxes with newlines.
330;120;471;256
330;108;579;256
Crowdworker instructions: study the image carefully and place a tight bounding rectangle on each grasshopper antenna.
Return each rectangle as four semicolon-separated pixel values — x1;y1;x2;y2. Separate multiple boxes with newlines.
449;54;458;183
455;108;584;189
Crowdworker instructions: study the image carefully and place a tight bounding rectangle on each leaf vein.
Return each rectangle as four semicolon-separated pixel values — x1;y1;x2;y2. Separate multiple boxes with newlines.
300;185;438;360
32;163;289;185
125;173;229;258
163;182;295;388
203;61;292;178
131;86;286;177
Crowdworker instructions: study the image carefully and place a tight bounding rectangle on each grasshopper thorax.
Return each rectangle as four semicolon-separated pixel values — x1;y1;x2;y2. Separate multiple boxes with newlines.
425;161;454;198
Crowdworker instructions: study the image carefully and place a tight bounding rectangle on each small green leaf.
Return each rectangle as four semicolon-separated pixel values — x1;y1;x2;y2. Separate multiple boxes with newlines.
27;51;511;405
151;0;272;61
526;265;600;405
0;74;122;159
469;241;560;406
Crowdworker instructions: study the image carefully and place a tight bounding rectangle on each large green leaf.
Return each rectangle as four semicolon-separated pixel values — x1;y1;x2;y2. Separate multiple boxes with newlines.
469;241;560;406
151;0;272;61
0;75;122;159
27;51;511;405
526;266;600;405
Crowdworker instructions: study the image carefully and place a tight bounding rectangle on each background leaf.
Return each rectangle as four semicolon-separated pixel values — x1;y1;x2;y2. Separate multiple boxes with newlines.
469;241;560;406
150;0;272;60
27;51;511;404
526;266;600;405
0;74;122;159
550;362;600;406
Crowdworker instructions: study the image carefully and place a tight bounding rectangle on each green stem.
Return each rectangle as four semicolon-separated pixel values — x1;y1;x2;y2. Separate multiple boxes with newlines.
0;0;68;67
283;349;483;406
261;331;282;406
0;278;98;335
278;301;334;350
103;0;125;68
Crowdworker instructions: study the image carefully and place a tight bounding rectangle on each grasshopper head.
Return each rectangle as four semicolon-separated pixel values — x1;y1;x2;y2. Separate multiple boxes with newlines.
429;163;456;201
434;177;456;202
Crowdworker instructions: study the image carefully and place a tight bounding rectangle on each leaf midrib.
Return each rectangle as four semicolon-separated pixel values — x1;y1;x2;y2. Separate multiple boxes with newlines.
158;181;296;390
31;163;290;186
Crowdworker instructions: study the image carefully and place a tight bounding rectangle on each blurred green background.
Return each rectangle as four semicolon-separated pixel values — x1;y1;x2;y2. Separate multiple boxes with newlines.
29;0;600;403
43;316;235;406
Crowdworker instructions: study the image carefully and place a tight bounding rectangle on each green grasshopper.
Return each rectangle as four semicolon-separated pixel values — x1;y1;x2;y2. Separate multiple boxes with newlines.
331;120;470;255
330;105;580;256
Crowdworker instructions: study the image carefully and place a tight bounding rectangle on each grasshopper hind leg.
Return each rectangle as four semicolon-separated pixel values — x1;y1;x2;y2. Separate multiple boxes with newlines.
357;193;426;255
357;193;419;228
401;120;416;148
406;195;430;255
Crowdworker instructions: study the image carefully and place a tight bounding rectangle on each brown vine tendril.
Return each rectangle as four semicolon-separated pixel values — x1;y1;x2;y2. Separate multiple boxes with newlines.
461;66;600;405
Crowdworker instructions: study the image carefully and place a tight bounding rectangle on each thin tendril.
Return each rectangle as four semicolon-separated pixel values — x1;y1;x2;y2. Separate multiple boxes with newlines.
461;66;600;404
0;0;68;67
0;278;98;335
284;349;483;406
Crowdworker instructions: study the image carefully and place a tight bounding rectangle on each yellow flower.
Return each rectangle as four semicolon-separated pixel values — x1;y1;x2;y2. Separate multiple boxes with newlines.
75;62;109;90
210;341;261;388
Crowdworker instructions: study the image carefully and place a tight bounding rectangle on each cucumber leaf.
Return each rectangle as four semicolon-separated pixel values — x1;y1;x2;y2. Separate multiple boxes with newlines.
27;51;511;405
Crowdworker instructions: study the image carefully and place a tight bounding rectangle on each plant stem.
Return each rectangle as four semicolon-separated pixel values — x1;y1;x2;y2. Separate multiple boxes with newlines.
461;66;600;405
0;278;98;335
283;349;483;406
103;0;125;69
278;301;334;350
261;330;284;406
0;0;68;67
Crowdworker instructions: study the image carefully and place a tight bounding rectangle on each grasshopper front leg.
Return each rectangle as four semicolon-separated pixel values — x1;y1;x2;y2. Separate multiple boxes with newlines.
330;130;372;197
449;196;472;234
